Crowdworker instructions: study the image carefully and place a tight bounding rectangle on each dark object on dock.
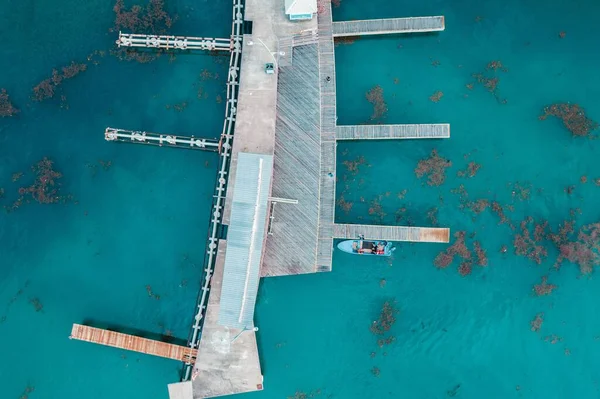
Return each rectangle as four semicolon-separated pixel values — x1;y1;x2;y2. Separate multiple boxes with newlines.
243;20;253;34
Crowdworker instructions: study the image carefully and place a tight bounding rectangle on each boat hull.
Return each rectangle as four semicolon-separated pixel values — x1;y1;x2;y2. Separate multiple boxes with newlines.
337;239;394;256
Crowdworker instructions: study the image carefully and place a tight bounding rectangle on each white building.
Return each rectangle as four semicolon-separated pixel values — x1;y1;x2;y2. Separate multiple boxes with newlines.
285;0;317;20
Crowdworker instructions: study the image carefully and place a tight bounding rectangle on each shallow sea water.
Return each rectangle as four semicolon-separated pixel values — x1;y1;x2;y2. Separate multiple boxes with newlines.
1;0;600;398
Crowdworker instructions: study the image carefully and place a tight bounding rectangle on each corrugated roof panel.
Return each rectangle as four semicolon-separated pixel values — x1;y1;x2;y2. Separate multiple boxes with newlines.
218;152;273;329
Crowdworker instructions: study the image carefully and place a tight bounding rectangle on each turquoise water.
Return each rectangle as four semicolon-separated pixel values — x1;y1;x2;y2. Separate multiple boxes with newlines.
2;0;600;398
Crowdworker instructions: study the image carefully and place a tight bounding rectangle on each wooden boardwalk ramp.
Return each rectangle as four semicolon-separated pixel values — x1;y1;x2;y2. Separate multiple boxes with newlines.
69;324;197;362
333;224;450;243
336;124;450;140
332;16;445;37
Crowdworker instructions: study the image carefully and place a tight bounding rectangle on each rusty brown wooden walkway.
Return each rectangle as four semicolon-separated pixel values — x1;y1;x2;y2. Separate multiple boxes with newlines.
70;324;197;362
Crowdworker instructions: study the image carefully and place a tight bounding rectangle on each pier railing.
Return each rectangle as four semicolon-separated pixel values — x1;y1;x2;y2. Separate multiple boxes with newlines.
181;0;244;382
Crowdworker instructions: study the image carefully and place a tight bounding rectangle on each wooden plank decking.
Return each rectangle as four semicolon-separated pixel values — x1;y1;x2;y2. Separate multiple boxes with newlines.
277;31;319;67
262;43;321;277
336;124;450;140
333;224;450;243
70;324;197;362
316;0;337;271
332;16;445;37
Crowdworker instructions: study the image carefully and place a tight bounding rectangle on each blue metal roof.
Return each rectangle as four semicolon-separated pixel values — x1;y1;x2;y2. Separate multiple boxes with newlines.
218;152;273;329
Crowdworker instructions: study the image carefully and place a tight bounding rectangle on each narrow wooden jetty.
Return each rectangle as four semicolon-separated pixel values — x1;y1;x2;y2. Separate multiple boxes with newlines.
116;32;231;51
333;223;450;243
336;123;450;140
105;127;220;151
332;16;445;37
69;324;197;362
316;0;338;271
86;0;452;398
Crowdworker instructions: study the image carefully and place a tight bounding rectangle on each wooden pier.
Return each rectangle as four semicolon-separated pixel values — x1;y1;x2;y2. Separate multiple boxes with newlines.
333;223;450;243
335;123;450;140
83;0;451;398
262;44;321;276
69;324;197;362
316;0;338;271
116;32;231;51
105;127;220;151
332;16;445;37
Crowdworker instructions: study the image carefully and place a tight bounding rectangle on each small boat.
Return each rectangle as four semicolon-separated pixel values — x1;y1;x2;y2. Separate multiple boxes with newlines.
337;238;395;256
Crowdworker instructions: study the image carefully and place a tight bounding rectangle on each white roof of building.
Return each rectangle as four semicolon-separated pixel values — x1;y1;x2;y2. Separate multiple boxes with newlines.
285;0;317;15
